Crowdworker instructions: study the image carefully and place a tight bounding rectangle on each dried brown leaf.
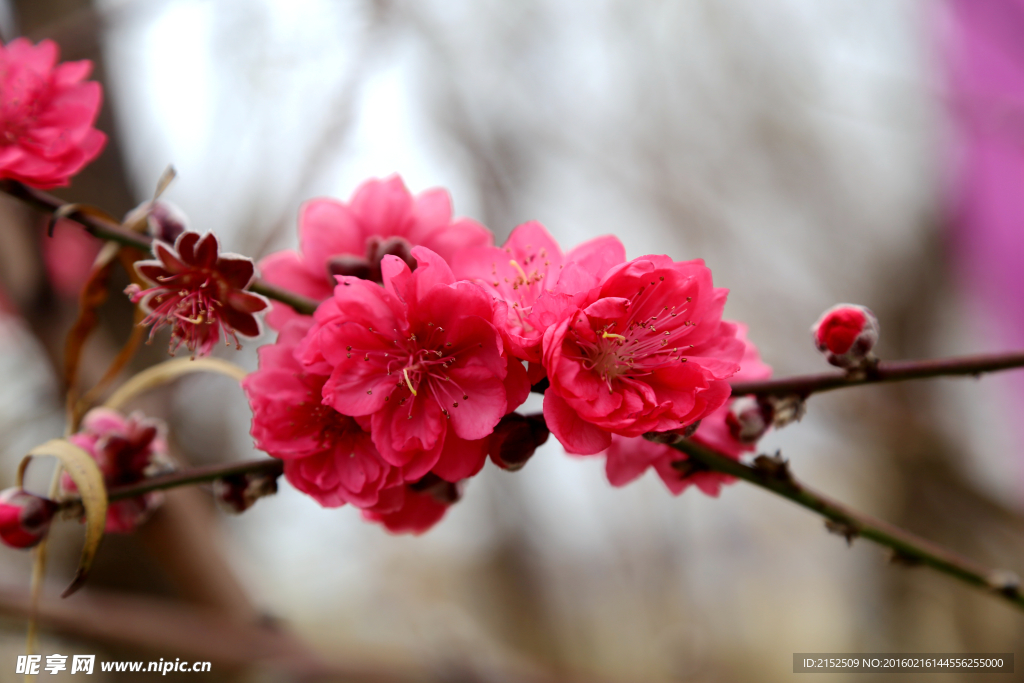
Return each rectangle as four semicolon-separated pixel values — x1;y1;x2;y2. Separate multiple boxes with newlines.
18;439;107;598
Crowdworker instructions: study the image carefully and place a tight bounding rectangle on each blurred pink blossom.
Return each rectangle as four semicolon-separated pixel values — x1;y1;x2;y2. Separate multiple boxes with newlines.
0;38;106;188
260;175;492;329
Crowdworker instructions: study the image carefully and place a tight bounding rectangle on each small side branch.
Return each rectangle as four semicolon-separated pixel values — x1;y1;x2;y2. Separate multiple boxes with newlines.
0;180;319;316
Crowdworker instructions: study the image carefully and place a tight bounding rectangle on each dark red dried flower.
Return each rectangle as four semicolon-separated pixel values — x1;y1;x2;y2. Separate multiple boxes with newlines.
127;232;268;357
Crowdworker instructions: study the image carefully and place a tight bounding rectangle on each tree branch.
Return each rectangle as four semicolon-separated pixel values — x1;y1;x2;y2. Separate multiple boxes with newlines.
0;180;319;316
12;176;1024;399
55;427;1024;612
657;435;1024;610
108;458;283;503
730;350;1024;397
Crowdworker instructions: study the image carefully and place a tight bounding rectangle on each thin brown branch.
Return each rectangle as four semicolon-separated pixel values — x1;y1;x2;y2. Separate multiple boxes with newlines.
730;350;1024;397
55;424;1024;612
658;435;1024;610
109;458;283;503
0;180;319;316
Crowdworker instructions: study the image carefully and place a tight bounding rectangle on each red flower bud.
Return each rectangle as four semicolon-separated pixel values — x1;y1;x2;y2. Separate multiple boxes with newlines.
488;413;550;471
811;304;879;368
124;199;190;244
0;488;56;549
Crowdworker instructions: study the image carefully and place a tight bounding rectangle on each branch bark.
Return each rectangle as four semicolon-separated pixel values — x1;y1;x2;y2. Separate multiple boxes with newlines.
0;180;319;316
730;351;1024;397
58;427;1024;613
657;435;1024;610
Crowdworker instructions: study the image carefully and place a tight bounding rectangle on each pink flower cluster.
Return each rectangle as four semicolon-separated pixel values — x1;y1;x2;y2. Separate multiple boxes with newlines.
0;39;106;189
245;176;769;533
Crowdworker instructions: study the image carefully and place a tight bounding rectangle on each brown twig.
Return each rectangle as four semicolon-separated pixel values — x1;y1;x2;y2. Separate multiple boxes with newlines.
13;177;1024;399
657;435;1024;610
730;350;1024;397
0;180;319;316
108;458;283;503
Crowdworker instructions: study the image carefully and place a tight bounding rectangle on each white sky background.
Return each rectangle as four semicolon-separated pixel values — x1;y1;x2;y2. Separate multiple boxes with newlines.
0;0;1021;676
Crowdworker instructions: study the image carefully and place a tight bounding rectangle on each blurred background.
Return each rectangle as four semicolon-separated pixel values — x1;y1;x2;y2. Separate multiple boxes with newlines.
0;0;1023;680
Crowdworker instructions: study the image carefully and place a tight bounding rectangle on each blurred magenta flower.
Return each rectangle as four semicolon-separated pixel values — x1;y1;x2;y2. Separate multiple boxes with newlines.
43;218;101;298
0;38;106;189
260;175;493;329
66;408;169;533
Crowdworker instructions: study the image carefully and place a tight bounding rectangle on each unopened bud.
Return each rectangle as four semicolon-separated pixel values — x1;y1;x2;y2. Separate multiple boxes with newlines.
213;471;279;514
489;413;550;471
765;394;806;428
366;236;417;283
811;303;879;369
0;488;56;549
725;397;770;444
123;200;190;244
409;473;463;504
326;254;372;281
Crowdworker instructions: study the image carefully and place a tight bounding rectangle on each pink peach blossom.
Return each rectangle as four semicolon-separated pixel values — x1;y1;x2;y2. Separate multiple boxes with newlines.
297;247;529;481
0;38;106;189
242;319;402;508
603;324;772;497
260;176;492;329
542;255;746;454
452;220;625;364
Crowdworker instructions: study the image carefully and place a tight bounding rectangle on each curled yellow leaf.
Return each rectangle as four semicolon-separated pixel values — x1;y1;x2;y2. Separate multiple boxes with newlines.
18;439;107;598
103;357;248;412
